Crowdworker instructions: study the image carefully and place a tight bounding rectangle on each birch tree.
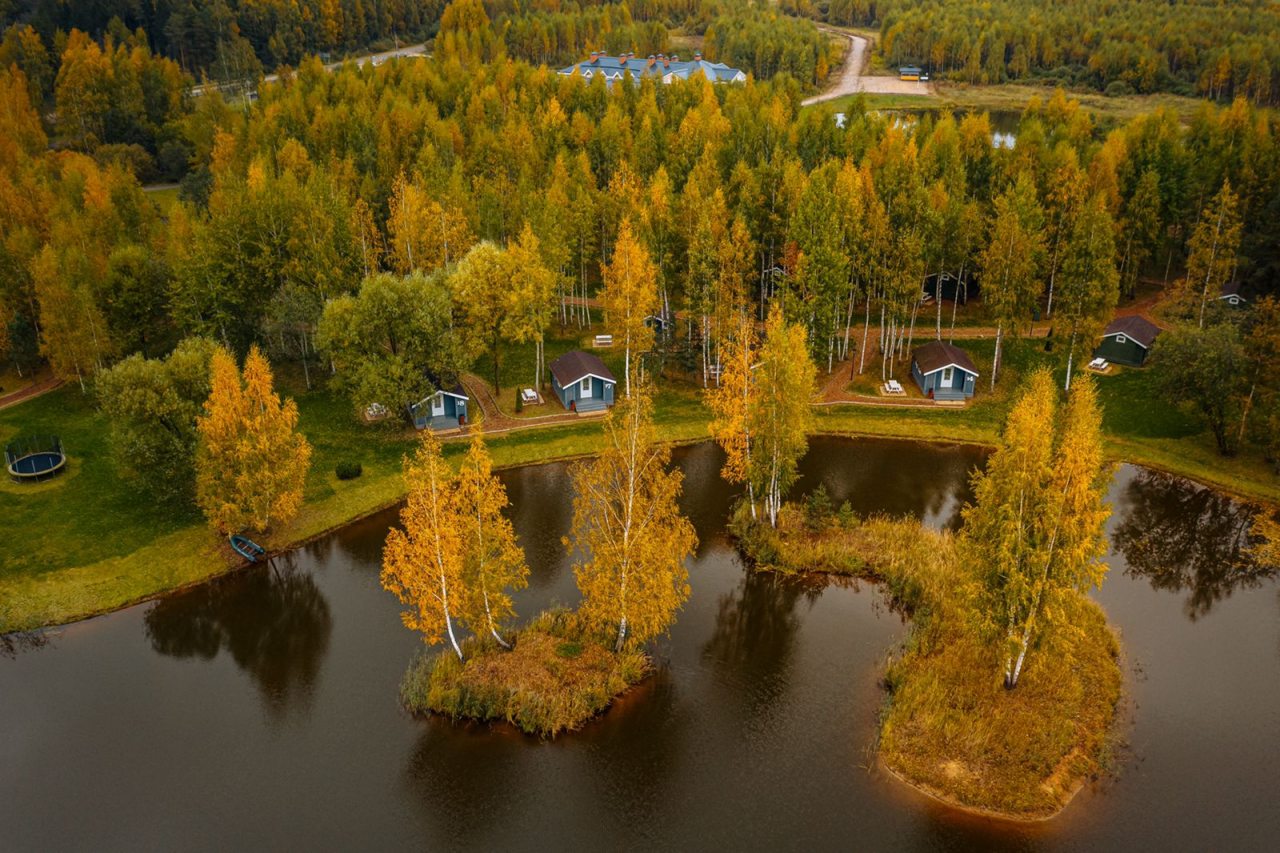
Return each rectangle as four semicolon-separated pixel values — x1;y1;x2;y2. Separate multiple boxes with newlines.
600;218;659;398
963;369;1111;689
1056;193;1119;390
382;430;467;661
1185;179;1242;329
455;430;529;648
707;312;758;517
567;384;696;651
506;224;557;390
750;305;817;528
978;173;1045;390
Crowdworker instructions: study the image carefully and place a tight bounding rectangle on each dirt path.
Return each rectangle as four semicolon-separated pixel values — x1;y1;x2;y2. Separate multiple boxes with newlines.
802;28;935;106
0;377;63;411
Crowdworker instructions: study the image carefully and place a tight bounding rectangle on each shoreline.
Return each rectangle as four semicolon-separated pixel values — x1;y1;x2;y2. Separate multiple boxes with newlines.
733;509;1124;822
1;416;1274;635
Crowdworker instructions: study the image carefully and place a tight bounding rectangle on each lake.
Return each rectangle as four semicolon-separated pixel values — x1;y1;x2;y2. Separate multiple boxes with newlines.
2;437;1277;850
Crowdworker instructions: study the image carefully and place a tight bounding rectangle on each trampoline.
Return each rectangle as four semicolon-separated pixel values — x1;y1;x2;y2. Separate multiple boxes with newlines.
6;435;66;483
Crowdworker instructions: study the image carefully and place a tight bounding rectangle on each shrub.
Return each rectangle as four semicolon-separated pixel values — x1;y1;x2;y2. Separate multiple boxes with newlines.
335;461;363;480
515;390;524;412
804;484;834;530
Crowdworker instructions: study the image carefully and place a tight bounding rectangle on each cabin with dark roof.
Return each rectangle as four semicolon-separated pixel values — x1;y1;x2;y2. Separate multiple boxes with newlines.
410;382;469;431
910;341;978;400
550;351;616;413
1218;280;1248;308
922;271;976;305
1094;316;1161;367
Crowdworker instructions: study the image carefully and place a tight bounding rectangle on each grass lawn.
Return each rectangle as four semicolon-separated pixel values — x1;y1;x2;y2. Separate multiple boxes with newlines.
1;322;1276;633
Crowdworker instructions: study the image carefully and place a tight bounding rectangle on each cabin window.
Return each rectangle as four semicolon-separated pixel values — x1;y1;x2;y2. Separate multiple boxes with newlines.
941;367;953;384
1116;334;1127;344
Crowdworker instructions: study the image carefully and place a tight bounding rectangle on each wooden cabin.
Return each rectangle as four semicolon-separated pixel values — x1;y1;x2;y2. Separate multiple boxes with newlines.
410;383;469;431
910;341;978;400
922;271;976;305
1218;281;1248;308
899;66;923;81
1094;316;1160;367
550;351;616;413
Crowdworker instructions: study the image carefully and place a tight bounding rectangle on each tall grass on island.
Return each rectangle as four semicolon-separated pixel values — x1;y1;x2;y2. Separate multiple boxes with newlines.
400;610;650;737
732;496;1122;820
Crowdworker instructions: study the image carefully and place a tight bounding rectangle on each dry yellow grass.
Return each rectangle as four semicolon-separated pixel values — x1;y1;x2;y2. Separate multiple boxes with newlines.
401;610;650;736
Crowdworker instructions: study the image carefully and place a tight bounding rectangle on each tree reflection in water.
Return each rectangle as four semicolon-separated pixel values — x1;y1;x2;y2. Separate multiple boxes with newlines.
1112;469;1274;620
144;555;333;719
702;571;823;716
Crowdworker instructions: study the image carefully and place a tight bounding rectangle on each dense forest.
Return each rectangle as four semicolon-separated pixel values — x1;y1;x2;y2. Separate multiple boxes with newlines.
1;0;833;90
2;0;1279;452
783;0;1280;103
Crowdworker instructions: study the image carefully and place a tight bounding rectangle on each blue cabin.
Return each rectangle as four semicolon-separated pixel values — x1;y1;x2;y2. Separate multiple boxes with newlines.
550;350;616;413
911;341;978;401
410;383;469;431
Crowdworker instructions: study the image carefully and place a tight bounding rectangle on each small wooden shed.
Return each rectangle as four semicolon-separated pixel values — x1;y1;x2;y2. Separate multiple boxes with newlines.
550;351;616;413
910;341;978;400
1094;316;1160;367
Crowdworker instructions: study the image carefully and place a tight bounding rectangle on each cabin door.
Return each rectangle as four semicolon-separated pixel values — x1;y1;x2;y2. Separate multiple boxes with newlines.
580;377;593;398
431;395;445;416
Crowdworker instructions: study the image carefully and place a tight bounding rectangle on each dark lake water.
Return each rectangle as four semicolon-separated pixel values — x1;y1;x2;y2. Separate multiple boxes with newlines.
3;437;1278;850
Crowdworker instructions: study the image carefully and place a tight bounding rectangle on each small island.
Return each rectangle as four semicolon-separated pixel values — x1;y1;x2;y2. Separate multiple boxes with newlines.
722;365;1123;820
382;384;695;737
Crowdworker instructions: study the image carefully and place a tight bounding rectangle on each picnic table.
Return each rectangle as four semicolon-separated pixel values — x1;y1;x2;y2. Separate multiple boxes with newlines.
593;334;613;348
882;379;905;395
520;388;540;405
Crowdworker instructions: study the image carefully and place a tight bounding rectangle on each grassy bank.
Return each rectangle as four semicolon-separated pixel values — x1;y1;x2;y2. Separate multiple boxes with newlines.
400;610;650;736
2;326;1276;633
735;504;1122;819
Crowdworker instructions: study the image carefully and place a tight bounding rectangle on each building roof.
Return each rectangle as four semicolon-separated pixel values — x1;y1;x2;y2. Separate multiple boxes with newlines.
1219;280;1245;299
558;52;746;85
912;340;978;376
551;350;616;386
1101;315;1161;348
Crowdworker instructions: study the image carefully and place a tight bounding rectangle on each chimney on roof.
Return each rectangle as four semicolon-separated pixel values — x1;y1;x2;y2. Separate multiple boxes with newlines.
589;51;599;63
694;51;702;61
647;54;656;68
671;54;679;61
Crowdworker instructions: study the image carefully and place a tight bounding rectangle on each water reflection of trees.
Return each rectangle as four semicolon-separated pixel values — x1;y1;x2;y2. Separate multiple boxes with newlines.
144;556;333;718
1112;470;1274;619
702;571;823;715
796;437;983;530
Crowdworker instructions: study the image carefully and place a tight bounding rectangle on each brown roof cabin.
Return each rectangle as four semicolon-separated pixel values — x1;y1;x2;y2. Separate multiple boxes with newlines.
1094;316;1161;367
550;351;616;413
910;341;978;400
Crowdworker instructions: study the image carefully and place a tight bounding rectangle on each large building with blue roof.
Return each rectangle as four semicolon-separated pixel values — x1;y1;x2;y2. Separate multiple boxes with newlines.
558;51;747;85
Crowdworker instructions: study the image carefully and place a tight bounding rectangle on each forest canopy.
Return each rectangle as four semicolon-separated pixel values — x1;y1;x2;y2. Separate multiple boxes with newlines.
784;0;1280;104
